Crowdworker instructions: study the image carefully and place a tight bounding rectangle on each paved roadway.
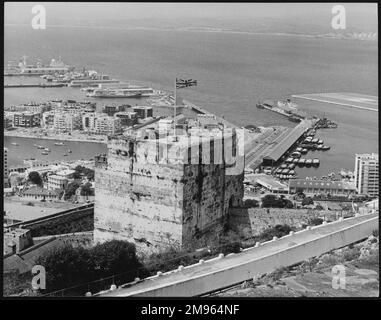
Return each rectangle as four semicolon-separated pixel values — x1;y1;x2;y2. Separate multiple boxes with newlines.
98;213;378;297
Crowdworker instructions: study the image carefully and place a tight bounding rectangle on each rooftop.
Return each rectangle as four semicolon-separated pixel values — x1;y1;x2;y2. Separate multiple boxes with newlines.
252;174;289;190
263;120;312;162
22;186;60;196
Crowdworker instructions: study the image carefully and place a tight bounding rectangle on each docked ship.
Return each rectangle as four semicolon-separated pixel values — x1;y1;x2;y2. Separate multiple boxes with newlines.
18;56;73;75
87;86;154;98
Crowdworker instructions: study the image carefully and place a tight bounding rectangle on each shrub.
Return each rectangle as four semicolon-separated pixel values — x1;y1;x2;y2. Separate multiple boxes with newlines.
302;197;314;206
308;217;323;226
36;240;144;294
256;224;294;242
243;199;259;208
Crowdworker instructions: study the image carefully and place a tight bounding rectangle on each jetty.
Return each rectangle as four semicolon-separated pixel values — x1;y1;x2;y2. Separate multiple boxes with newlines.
4;83;66;88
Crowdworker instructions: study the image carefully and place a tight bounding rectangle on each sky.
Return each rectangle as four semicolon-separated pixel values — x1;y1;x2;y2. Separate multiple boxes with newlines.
4;2;378;32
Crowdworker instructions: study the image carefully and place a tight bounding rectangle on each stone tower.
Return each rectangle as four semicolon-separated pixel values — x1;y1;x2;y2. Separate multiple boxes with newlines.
94;125;244;254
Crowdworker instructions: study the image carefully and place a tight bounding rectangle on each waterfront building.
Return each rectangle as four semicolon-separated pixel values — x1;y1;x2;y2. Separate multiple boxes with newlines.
94;116;122;135
132;106;153;119
354;153;379;197
103;105;118;117
23;103;50;114
289;179;357;196
4;117;13;129
47;174;69;190
249;174;289;194
82;113;98;132
53;112;82;133
13;112;40;127
42;110;55;128
94;123;244;254
114;111;138;127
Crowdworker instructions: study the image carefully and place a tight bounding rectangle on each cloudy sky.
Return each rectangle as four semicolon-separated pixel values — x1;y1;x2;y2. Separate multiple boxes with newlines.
5;2;377;32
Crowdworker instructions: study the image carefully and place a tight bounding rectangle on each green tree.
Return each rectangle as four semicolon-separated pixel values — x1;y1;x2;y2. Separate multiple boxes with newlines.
28;171;42;186
64;181;81;200
90;240;143;280
80;182;94;196
36;245;95;292
302;197;314;206
36;240;144;294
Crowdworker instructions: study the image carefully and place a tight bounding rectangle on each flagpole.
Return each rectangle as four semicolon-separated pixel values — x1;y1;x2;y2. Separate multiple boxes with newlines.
174;78;177;136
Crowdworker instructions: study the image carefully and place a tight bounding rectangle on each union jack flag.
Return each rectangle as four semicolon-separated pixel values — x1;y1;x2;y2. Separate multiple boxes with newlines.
176;78;197;89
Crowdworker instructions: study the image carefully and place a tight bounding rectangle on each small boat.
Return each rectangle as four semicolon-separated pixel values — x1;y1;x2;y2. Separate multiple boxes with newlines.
322;145;330;151
54;142;65;146
301;148;308;154
280;164;288;169
41;151;49;155
286;157;294;163
293;158;299;163
340;169;347;176
313;158;320;166
33;144;38;147
316;145;323;150
11;142;19;146
63;153;68;156
296;147;303;152
306;159;313;166
311;138;318;144
291;151;301;158
37;145;45;149
282;169;289;174
44;148;50;152
298;158;306;165
288;163;296;169
289;170;295;175
317;139;324;144
68;149;72;153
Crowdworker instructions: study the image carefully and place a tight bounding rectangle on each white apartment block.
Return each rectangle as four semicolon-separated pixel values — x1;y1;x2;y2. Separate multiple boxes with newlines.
354;153;379;197
95;116;122;135
42;111;55;128
53;112;82;133
82;113;98;132
47;174;69;190
82;113;121;135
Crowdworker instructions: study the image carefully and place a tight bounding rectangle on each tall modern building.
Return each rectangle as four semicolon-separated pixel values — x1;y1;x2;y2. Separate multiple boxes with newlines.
354;153;379;197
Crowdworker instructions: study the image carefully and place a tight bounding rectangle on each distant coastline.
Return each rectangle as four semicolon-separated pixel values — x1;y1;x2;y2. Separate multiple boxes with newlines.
4;24;377;42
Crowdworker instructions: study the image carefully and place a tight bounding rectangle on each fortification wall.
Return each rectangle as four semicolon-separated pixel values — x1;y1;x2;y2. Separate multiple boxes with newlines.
229;207;351;238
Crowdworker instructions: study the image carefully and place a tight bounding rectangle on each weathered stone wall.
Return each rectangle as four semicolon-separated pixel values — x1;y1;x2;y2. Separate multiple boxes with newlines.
95;135;244;254
229;208;351;238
